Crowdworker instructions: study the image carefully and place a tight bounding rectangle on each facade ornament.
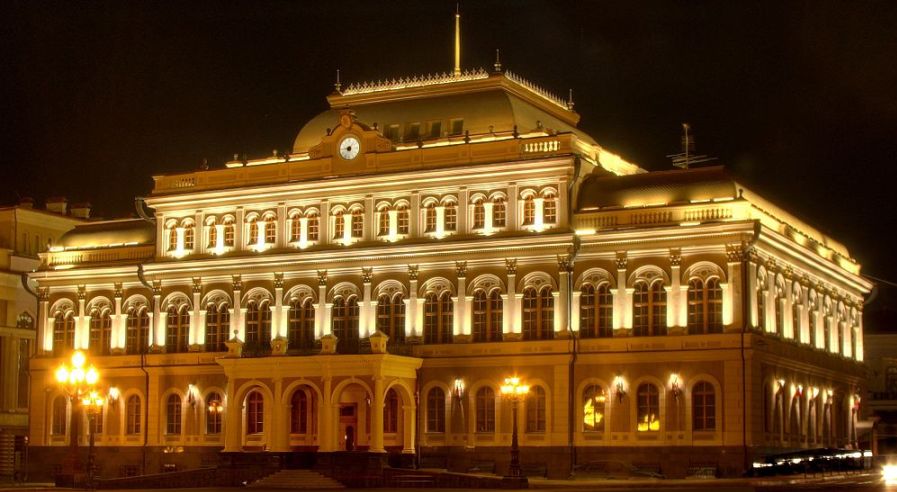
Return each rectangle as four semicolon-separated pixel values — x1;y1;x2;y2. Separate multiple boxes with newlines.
493;48;502;73
783;266;794;280
274;272;284;289
557;254;573;273
669;249;682;267
455;261;467;278
317;270;328;286
192;278;203;294
77;285;87;300
152;280;162;296
113;283;123;299
615;252;628;270
505;258;518;275
725;243;744;263
232;275;243;291
38;287;50;302
362;267;373;284
407;265;419;281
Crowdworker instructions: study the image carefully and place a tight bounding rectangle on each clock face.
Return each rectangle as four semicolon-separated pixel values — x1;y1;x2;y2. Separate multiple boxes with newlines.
339;136;361;160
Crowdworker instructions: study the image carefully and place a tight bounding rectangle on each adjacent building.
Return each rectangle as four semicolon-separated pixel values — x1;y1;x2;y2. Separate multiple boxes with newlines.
25;62;873;480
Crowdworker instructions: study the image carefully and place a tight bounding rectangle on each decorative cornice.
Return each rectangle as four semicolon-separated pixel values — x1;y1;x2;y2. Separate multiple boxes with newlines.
340;68;489;96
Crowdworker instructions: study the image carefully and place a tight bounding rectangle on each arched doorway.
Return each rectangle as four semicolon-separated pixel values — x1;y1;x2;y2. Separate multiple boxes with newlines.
288;385;318;449
335;382;371;451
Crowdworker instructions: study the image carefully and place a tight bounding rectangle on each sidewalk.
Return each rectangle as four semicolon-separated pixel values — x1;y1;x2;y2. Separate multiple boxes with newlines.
528;470;881;489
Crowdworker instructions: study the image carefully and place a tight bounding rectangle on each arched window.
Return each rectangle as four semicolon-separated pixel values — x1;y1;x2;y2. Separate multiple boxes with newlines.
774;276;786;337
332;296;359;353
472;199;485;229
472;289;502;342
376;293;405;344
687;277;723;334
633;280;666;337
126;395;141;434
288;297;315;351
290;214;302;241
792;283;802;341
425;204;438;233
423;292;453;344
636;383;660;432
426;387;445;433
246;391;264;435
582;385;606;432
51;396;67;436
543;193;557;224
53;311;75;356
183;222;195;250
756;268;768;330
223;218;235;247
333;211;345;239
165;305;190;353
526;386;546;433
290;390;309;434
205;303;230;352
377;208;390;237
264;218;276;244
307;213;319;241
88;309;112;356
692;382;716;431
206;392;222;434
166;394;182;435
384;389;399;434
167;226;178;251
125;308;149;354
522;196;535;225
208;222;218;248
351;209;364;238
580;283;613;338
493;198;506;227
245;300;272;354
475;387;495;432
397;205;410;235
522;286;554;340
444;202;457;232
247;218;259;245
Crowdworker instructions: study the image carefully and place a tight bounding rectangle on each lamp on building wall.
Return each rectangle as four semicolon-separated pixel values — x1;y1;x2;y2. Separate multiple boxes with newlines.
54;350;100;487
187;384;198;408
613;376;626;403
669;374;682;402
107;386;120;409
499;376;530;480
452;378;466;401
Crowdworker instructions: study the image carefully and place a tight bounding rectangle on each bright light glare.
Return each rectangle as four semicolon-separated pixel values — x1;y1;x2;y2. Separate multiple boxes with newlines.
883;464;897;484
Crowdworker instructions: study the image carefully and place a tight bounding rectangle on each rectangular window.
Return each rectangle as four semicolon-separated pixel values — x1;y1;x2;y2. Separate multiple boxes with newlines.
384;125;400;142
450;118;464;136
428;121;442;138
405;122;420;142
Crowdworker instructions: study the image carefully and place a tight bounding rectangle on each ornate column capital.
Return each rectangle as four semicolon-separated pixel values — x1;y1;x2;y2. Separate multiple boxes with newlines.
455;261;467;278
557;254;573;273
615;252;628;270
669;249;682;268
505;258;517;276
38;287;50;302
274;272;284;289
113;283;124;298
77;285;87;300
192;277;203;294
407;265;419;281
231;274;243;291
362;267;373;284
152;280;162;296
317;270;328;286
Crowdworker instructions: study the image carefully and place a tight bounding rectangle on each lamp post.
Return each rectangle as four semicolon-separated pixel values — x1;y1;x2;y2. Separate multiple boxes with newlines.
82;390;104;488
54;351;100;487
500;376;529;479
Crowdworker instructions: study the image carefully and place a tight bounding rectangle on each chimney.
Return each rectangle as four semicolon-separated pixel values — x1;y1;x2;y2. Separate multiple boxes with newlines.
70;202;91;219
46;197;68;215
18;197;34;209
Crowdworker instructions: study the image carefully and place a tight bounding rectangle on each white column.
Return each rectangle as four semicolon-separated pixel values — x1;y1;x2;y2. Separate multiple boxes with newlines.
507;184;519;232
362;275;373;337
784;279;795;339
319;200;330;246
557;263;570;334
274;277;285;339
231;279;243;341
558;178;569;226
75;292;88;350
152;288;163;347
855;311;864;361
455;265;466;336
195;211;205;254
435;206;445;238
39;293;51;353
276;203;287;248
457;188;469;233
747;261;758;329
190;286;202;347
571;290;581;333
234;208;245;252
506;263;518;334
112;291;124;351
407;273;419;338
799;285;810;344
483;202;494;234
370;377;385;453
364;195;374;242
317;276;329;338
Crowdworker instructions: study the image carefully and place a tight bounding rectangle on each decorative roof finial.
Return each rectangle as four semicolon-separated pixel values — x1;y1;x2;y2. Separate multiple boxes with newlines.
493;48;502;73
567;88;574;110
334;69;341;92
453;3;461;77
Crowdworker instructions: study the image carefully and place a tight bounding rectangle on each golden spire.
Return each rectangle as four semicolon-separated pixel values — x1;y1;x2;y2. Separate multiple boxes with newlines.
453;3;461;77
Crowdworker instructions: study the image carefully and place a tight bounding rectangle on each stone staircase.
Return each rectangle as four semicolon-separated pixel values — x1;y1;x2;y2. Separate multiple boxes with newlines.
248;469;345;489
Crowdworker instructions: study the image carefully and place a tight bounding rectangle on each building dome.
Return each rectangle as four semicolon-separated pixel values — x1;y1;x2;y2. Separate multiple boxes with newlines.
58;219;155;249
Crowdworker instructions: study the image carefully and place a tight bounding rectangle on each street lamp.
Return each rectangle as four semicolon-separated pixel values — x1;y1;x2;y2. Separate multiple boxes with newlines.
54;351;100;487
500;376;530;479
81;390;104;488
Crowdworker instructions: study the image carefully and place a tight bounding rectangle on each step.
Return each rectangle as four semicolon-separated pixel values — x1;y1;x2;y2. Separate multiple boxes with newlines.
249;469;345;489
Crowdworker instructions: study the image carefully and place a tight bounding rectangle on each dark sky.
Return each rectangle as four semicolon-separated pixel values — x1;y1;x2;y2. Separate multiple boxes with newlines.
3;1;897;316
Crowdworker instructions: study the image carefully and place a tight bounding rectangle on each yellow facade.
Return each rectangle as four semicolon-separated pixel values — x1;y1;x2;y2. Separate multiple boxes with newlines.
26;69;871;480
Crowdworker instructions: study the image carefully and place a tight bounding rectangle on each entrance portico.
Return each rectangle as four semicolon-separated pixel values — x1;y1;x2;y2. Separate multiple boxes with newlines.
218;353;421;454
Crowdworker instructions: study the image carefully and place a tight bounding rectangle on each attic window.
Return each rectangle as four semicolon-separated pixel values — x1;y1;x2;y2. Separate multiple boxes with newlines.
450;118;464;136
384;124;400;142
428;121;442;138
405;122;421;142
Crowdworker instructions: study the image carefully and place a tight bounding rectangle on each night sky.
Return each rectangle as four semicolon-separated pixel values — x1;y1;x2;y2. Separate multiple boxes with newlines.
3;1;897;322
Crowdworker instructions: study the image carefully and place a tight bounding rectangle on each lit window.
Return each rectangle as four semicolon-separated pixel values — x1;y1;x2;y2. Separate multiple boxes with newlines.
183;223;195;250
522;286;554;340
636;383;660;432
206;392;222;434
333;212;345;239
126;395;141;434
290;215;302;241
351;209;363;238
472;289;502;342
306;213;319;241
523;196;535;225
472;199;485;229
247;219;259;245
492;198;506;227
543;193;557;224
424;292;453;344
633;280;666;337
377;208;390;237
264;219;276;244
288;297;315;351
424;204;437;233
207;222;218;248
444;203;457;231
687;277;723;334
582;385;606;432
396;205;409;235
223;219;235;246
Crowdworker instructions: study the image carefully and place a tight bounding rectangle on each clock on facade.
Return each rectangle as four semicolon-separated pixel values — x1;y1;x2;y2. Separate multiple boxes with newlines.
339;136;360;160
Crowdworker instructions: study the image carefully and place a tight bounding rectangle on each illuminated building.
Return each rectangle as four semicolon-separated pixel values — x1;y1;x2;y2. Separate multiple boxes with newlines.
25;42;872;480
0;199;84;480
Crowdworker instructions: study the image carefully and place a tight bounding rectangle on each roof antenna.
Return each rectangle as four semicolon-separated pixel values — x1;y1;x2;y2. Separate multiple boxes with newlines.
334;69;341;93
666;123;716;169
567;89;575;111
453;3;461;77
493;48;502;73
